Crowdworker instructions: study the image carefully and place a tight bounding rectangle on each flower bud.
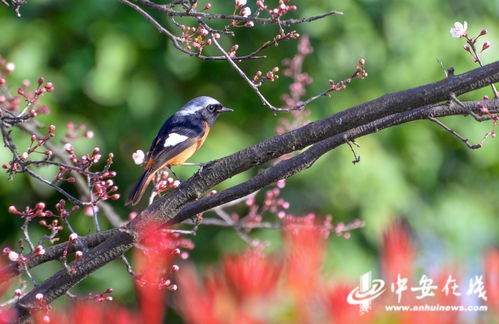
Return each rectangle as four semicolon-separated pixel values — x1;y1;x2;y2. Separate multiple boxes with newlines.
35;293;44;302
75;250;83;259
5;62;15;73
8;251;19;262
482;41;491;51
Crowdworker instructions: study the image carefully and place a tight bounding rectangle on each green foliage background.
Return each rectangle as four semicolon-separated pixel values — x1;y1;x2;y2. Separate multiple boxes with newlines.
0;0;497;320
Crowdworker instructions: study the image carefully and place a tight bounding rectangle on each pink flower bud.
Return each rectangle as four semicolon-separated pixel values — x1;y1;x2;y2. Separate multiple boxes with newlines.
35;293;44;302
172;180;181;188
84;130;94;138
64;143;73;153
36;202;45;210
75;250;83;259
482;41;491;51
245;21;255;27
463;44;470;52
44;82;54;91
21;152;28;160
48;125;56;132
276;179;286;188
172;264;180;272
14;289;22;296
199;27;209;37
35;246;45;256
5;62;15;73
42;315;50;323
69;233;78;242
0;78;5;85
8;206;18;214
38;77;45;86
204;3;212;10
480;29;488;36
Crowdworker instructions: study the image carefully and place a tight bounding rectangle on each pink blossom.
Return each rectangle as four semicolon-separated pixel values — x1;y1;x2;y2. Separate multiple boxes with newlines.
8;251;19;262
241;7;251;17
450;21;467;38
235;0;247;7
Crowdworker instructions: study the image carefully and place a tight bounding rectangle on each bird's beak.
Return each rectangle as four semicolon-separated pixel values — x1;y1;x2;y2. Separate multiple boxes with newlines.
220;107;234;113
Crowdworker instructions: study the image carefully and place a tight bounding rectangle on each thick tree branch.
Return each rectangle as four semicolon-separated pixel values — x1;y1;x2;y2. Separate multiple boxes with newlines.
134;61;499;230
172;99;499;223
12;62;499;321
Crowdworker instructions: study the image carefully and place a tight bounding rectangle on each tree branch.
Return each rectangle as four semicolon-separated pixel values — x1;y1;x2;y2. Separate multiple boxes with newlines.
11;62;499;321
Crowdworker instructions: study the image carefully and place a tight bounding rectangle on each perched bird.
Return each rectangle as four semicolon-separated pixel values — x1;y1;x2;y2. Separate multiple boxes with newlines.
126;96;233;206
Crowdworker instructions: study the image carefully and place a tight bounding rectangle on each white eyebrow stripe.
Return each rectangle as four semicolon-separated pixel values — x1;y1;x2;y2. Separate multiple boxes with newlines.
163;133;189;147
177;110;197;116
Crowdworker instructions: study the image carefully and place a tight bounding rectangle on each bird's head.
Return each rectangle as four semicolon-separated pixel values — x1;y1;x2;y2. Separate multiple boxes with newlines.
178;96;233;126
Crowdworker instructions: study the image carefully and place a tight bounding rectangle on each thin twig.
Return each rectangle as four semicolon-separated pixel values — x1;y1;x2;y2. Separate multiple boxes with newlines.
345;138;361;164
428;116;485;149
120;0;264;61
132;0;343;26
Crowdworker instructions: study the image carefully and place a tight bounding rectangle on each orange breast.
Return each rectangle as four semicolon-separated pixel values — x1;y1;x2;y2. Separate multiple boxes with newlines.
168;122;210;165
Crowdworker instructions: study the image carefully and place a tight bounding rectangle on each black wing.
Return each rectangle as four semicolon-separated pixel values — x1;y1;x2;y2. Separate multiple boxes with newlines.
145;115;206;170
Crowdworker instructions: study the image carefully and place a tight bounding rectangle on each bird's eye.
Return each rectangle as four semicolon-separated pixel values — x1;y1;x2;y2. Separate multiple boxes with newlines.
207;104;218;112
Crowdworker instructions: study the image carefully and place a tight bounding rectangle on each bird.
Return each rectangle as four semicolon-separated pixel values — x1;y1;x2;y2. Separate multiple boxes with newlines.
126;96;233;206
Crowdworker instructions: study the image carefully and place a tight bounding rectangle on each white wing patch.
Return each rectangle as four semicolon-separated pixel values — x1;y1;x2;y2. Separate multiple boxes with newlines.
163;133;189;147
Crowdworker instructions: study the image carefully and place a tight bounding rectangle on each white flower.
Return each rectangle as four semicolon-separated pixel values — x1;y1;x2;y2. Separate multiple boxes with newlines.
132;149;145;165
8;251;19;262
236;0;247;7
5;62;15;73
450;21;467;38
241;7;252;17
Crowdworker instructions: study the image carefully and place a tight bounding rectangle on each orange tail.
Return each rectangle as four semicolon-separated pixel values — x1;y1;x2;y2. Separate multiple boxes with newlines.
126;169;154;206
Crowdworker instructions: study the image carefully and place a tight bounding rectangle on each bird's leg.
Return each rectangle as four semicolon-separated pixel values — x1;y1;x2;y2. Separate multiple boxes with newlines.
167;166;179;179
180;162;208;166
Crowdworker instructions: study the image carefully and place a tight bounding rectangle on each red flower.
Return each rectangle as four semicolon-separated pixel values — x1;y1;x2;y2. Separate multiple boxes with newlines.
381;221;415;283
223;251;280;300
284;225;325;298
484;248;499;312
134;223;177;324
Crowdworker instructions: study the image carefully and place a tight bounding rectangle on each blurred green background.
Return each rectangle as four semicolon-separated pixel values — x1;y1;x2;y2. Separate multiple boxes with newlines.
0;0;497;321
